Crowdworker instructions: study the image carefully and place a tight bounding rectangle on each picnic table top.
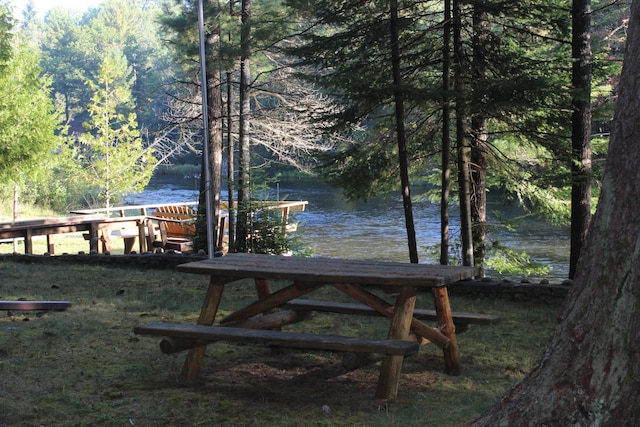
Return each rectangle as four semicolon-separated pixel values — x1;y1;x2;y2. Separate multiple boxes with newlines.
177;253;477;287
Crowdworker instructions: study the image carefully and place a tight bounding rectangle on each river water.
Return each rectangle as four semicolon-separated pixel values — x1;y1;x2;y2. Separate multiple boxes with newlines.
126;177;570;282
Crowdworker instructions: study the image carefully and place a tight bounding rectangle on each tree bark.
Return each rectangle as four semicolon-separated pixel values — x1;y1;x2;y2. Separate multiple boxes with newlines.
390;0;419;264
569;0;593;279
440;0;452;266
472;2;640;423
226;70;235;251
206;31;224;253
236;0;252;252
470;6;489;272
453;0;474;267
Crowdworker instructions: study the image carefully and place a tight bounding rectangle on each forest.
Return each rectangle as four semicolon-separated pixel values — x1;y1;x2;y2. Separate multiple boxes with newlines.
0;0;630;273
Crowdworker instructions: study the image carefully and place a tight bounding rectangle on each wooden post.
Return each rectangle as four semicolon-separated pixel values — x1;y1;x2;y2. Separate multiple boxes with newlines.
89;223;99;253
24;228;33;254
182;276;230;382
433;286;461;375
46;235;55;254
255;278;271;299
376;286;417;399
145;219;156;251
101;230;111;254
137;219;147;253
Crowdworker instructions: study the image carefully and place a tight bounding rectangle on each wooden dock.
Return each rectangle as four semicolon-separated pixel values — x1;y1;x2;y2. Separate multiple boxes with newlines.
0;201;308;256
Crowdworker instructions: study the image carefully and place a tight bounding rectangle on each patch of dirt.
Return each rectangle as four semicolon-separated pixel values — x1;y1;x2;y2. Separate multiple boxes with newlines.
188;348;444;410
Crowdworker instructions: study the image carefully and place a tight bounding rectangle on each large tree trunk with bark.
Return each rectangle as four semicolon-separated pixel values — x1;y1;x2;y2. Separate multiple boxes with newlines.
196;25;223;254
569;0;593;279
472;2;640;423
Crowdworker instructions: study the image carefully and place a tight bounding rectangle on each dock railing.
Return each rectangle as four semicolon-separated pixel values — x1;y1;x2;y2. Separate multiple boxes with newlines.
2;200;307;255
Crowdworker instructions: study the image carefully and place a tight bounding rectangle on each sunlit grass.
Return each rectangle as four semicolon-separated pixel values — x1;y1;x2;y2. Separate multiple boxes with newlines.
0;260;561;426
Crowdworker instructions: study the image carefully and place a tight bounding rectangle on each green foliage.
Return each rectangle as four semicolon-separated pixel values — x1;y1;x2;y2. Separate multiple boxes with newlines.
75;50;154;208
0;36;62;183
0;1;13;68
248;208;291;255
40;0;177;133
485;243;552;277
427;232;552;278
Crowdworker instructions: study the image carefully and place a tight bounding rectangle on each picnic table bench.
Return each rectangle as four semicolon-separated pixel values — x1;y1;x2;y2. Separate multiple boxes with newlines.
134;253;494;400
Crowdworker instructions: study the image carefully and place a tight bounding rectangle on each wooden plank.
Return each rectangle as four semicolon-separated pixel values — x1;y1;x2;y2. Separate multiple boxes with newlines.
159;310;313;354
284;299;501;325
0;301;71;311
134;322;420;356
332;283;451;349
177;253;478;288
219;281;323;324
226;309;313;330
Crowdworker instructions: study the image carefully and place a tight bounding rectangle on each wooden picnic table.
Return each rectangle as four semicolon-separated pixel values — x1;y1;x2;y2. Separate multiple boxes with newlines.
0;214;147;255
135;253;480;400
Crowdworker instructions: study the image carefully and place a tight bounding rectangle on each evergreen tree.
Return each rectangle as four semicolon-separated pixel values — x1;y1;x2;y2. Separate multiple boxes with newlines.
0;30;61;184
77;51;154;209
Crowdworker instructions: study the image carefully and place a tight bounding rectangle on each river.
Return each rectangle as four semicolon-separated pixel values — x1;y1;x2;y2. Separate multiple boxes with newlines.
126;176;570;282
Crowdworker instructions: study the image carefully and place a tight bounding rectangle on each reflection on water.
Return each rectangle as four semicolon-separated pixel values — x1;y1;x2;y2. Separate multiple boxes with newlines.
127;177;570;281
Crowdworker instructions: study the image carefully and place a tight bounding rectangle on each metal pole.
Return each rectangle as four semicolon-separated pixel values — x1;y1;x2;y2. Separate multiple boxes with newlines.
197;0;215;258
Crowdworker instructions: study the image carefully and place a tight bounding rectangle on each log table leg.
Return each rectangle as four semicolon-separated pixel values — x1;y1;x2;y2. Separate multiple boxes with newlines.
25;229;33;254
375;286;417;400
255;278;272;300
255;278;280;354
137;220;147;253
433;286;460;375
182;276;230;381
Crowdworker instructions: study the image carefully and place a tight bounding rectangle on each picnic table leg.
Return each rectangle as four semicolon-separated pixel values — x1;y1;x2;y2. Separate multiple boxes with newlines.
137;220;147;253
255;278;271;299
24;229;33;254
89;224;99;253
46;235;55;254
375;286;417;400
101;230;112;254
182;276;229;382
433;286;460;375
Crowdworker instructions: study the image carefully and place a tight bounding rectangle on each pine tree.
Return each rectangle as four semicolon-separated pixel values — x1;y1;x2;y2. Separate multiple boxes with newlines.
77;51;154;209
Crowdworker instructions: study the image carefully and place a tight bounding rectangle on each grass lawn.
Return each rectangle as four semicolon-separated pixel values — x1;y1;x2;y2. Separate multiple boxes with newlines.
0;259;561;426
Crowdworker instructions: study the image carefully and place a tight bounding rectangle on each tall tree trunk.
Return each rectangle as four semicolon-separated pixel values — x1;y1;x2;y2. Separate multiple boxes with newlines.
453;0;474;267
226;70;235;251
225;0;236;252
440;0;452;266
470;6;489;272
390;0;418;263
569;0;593;279
207;30;224;253
236;0;252;252
196;15;223;254
473;2;640;423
